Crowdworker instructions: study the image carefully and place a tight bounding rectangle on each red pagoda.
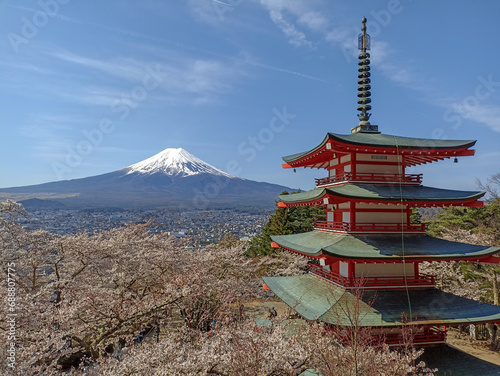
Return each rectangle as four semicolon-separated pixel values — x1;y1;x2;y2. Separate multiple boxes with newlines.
263;17;500;346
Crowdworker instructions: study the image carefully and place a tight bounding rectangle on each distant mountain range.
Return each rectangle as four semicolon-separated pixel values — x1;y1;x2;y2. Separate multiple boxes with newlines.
0;148;293;210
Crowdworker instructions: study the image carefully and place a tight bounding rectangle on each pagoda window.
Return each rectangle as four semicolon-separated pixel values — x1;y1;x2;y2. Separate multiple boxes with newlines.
356;202;405;209
327;211;334;222
339;261;349;277
354;203;412;226
319;257;331;271
340;155;351;164
356;154;402;163
354;154;402;174
355;263;414;278
356;211;407;224
355;163;401;175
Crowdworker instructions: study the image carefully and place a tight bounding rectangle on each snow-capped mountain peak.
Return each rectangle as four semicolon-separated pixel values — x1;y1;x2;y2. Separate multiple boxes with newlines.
125;148;234;178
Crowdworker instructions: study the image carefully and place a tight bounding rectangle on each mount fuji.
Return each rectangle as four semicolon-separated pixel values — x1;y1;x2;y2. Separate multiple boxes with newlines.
0;148;293;209
125;148;234;178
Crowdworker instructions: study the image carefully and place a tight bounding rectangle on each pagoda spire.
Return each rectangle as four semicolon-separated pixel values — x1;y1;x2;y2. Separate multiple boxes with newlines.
357;17;372;125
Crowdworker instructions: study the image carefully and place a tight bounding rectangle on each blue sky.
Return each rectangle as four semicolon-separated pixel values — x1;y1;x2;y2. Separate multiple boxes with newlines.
1;0;499;194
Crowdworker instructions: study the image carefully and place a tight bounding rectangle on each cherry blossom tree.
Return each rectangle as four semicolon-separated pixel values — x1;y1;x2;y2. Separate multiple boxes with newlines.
1;200;435;375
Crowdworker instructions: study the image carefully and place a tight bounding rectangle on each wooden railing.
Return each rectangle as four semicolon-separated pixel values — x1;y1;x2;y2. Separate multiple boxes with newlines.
315;173;422;186
313;221;426;233
329;326;445;346
307;264;435;289
383;327;446;346
308;264;349;286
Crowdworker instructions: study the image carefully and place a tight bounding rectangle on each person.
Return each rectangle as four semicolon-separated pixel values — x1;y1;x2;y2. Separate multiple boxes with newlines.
62;336;71;350
155;324;160;343
239;303;244;321
269;306;277;318
120;346;128;360
136;328;147;344
112;341;121;360
81;355;90;374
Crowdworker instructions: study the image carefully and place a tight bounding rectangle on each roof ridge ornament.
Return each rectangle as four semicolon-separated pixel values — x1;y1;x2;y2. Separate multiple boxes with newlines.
352;17;379;134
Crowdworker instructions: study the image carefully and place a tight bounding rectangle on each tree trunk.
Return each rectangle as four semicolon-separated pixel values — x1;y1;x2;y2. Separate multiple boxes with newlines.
469;324;477;341
487;323;497;348
493;270;499;306
496;325;500;350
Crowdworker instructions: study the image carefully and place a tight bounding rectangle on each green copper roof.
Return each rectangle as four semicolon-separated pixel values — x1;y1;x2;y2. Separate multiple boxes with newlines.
270;231;500;260
279;184;485;204
262;274;500;327
283;132;476;163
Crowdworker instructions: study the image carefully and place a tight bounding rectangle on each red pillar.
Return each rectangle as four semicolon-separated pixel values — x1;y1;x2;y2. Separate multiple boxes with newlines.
351;153;356;179
350;200;356;229
349;261;355;284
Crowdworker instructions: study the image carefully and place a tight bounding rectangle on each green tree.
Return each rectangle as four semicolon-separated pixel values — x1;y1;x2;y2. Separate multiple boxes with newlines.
427;173;500;242
246;191;325;257
425;174;500;308
410;208;422;224
426;199;500;245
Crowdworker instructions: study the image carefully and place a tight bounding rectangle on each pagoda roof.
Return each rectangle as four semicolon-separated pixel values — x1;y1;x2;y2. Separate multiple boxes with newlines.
278;184;485;206
262;274;500;327
283;132;476;168
270;231;500;262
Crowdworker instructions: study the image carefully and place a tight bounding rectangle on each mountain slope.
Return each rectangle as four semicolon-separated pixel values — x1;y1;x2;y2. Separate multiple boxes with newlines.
0;148;293;209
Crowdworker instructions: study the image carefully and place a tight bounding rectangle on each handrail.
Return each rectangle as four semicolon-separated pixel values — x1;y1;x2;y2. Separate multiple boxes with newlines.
382;327;445;345
307;264;435;288
313;221;426;233
315;173;422;186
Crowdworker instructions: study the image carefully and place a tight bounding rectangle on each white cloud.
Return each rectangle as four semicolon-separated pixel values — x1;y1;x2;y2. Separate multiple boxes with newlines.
297;11;329;32
325;26;357;57
187;0;228;24
48;51;151;82
258;0;317;47
268;9;312;47
160;58;245;105
12;44;247;107
458;104;500;133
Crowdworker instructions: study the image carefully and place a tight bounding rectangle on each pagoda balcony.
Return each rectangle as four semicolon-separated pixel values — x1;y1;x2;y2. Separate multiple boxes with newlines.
307;264;436;290
330;326;446;346
375;327;446;347
313;220;426;233
315;172;422;187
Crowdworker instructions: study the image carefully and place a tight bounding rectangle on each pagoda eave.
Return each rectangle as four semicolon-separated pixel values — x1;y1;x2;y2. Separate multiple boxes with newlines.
278;245;500;264
278;184;485;208
262;274;500;328
270;231;500;262
279;196;485;208
283;133;477;169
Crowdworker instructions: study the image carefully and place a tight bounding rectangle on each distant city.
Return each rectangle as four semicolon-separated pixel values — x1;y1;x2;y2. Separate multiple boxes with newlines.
22;208;272;249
